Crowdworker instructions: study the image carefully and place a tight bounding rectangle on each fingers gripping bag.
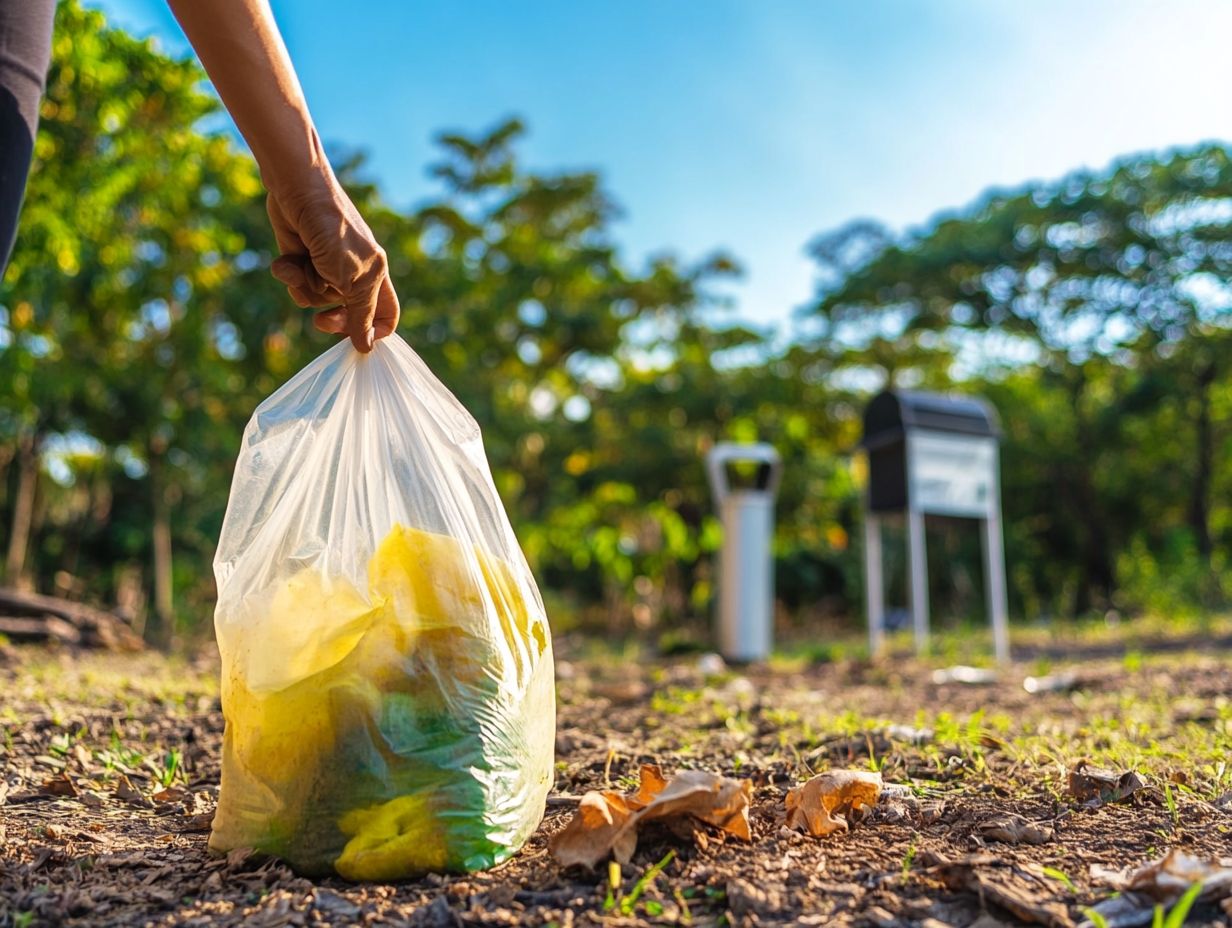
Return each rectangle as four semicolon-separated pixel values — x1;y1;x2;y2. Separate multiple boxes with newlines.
208;335;555;879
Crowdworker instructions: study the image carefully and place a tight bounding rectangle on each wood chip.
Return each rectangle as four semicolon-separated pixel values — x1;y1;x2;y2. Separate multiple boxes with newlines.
977;813;1054;845
930;854;1073;928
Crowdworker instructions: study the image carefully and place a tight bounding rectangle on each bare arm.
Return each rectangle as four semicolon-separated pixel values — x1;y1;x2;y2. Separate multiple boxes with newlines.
166;0;398;351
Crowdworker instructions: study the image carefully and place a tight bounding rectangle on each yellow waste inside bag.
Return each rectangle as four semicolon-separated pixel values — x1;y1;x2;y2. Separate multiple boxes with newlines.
210;523;555;879
335;794;451;881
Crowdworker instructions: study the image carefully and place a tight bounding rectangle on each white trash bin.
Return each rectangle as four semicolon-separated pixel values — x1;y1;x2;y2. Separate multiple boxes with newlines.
706;443;783;662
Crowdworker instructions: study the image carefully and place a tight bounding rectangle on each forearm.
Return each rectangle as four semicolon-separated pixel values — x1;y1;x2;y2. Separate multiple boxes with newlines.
165;0;330;195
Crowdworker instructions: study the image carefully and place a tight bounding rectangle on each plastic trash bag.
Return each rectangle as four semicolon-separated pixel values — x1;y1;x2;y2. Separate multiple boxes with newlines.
208;335;555;880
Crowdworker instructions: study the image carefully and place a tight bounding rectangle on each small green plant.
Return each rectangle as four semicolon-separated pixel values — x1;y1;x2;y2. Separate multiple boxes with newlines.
1156;882;1203;928
14;912;35;928
1082;907;1110;928
603;861;621;912
1163;782;1180;829
1041;867;1076;892
900;840;917;879
673;887;693;925
620;850;676;916
157;749;182;788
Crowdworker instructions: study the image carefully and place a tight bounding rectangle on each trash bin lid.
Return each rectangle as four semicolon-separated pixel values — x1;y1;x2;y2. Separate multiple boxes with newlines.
861;389;1000;450
706;442;782;500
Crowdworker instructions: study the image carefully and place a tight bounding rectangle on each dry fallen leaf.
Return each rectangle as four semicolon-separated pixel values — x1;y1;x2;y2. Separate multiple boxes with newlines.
1067;762;1147;807
785;769;882;837
113;775;153;808
1081;850;1232;928
550;764;751;868
978;813;1054;846
1120;849;1232;900
40;773;78;798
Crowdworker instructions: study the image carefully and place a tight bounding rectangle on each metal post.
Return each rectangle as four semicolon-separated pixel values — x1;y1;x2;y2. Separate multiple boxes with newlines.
982;449;1010;662
864;512;884;657
906;505;930;656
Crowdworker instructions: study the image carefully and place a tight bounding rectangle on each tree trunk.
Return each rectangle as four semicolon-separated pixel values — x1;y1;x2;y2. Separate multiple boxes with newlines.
148;450;175;646
1187;361;1216;563
4;432;39;587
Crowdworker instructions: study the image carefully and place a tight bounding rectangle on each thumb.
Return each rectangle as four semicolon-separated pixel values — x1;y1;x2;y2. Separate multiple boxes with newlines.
372;274;400;339
346;281;380;354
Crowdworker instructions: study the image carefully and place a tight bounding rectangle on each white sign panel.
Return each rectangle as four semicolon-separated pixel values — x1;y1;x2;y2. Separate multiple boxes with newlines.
907;431;997;517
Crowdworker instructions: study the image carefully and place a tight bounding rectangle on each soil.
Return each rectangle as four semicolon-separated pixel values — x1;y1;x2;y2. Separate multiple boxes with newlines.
2;641;1231;927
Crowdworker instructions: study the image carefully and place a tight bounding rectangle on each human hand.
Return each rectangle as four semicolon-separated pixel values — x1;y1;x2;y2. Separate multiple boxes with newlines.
265;173;399;353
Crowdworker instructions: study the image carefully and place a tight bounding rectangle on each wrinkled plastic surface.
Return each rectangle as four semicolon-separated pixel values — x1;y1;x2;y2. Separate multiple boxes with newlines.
209;335;555;879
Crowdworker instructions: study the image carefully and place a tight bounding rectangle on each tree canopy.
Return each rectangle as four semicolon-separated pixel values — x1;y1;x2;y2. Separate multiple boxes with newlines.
1;2;1229;642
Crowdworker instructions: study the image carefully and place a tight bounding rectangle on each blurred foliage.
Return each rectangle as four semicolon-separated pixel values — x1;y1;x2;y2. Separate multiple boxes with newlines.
809;147;1232;619
1;2;1230;643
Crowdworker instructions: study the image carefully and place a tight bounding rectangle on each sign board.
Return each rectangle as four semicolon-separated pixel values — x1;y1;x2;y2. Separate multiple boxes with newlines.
907;431;997;518
860;390;1009;663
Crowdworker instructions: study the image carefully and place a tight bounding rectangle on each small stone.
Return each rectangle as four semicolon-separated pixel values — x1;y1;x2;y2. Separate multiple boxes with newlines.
312;889;360;918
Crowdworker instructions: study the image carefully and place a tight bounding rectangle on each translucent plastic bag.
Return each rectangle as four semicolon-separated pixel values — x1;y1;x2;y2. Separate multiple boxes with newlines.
208;335;555;880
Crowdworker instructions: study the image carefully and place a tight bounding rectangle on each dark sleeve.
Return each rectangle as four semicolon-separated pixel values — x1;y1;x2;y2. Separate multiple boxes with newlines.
0;0;55;277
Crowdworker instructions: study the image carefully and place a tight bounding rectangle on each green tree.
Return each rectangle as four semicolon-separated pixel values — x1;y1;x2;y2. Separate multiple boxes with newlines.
807;145;1232;615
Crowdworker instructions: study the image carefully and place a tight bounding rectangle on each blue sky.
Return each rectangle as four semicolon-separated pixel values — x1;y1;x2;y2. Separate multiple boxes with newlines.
88;1;1232;333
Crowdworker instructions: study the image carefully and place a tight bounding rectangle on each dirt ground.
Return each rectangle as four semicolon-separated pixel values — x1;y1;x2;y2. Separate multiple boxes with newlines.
2;638;1231;927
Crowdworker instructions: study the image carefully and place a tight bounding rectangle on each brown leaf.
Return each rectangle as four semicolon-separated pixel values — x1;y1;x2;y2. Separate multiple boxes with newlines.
634;767;752;840
181;812;215;833
785;769;882;837
6;774;79;803
978;813;1054;845
40;772;78;798
551;789;637;868
151;786;188;804
550;763;751;868
1067;762;1147;807
113;775;152;807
